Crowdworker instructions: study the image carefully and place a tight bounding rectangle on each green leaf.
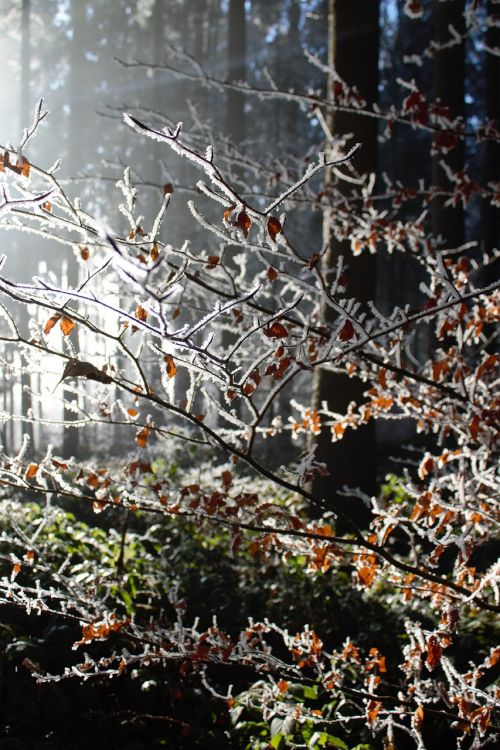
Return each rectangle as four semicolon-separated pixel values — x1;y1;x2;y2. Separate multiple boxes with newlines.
302;684;319;700
326;737;348;749
270;735;285;749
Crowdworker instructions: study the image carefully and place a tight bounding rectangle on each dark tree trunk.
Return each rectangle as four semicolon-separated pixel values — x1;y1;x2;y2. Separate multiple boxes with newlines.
227;0;246;142
484;0;500;253
431;1;465;249
310;0;379;524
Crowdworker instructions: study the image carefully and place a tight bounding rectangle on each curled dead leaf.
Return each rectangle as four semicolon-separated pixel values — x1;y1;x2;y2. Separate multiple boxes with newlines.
267;267;278;282
206;255;220;270
60;316;76;336
56;359;113;387
136;426;150;448
338;320;355;342
44;314;62;335
164;353;177;379
25;463;38;479
267;216;282;241
235;209;252;238
264;321;288;339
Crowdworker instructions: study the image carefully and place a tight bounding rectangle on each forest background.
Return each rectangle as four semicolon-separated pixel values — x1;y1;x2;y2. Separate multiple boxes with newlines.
0;1;498;749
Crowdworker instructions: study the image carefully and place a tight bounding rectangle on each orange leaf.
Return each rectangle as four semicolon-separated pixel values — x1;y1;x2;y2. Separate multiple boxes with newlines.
414;704;425;732
136;305;148;322
249;367;261;385
264;321;288;339
163;183;174;194
469;415;480;441
366;700;382;725
60;316;76;336
20;157;31;178
425;635;442;669
267;217;282;241
206;255;220;270
80;246;90;261
136;427;150;448
338;320;355;341
25;463;38;479
44;314;61;335
42;201;52;212
221;470;232;490
223;205;235;222
127;408;138;417
151;242;159;261
51;459;68;470
235;209;252;238
277;680;289;693
93;500;106;514
11;562;21;580
267;267;278;282
418;455;435;480
164;353;177;379
358;566;376;586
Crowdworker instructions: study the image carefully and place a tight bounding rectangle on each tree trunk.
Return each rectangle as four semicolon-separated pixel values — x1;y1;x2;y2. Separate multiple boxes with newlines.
431;1;465;249
484;0;500;253
19;0;35;456
227;0;246;142
310;0;379;524
63;0;88;458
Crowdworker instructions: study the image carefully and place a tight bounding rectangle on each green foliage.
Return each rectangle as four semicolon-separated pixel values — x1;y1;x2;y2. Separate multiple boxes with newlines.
0;459;498;748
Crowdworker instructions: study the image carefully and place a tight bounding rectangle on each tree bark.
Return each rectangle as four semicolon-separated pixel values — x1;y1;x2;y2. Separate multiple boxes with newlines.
310;0;379;524
63;0;88;458
484;0;500;253
19;0;35;455
431;1;465;249
227;0;246;142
